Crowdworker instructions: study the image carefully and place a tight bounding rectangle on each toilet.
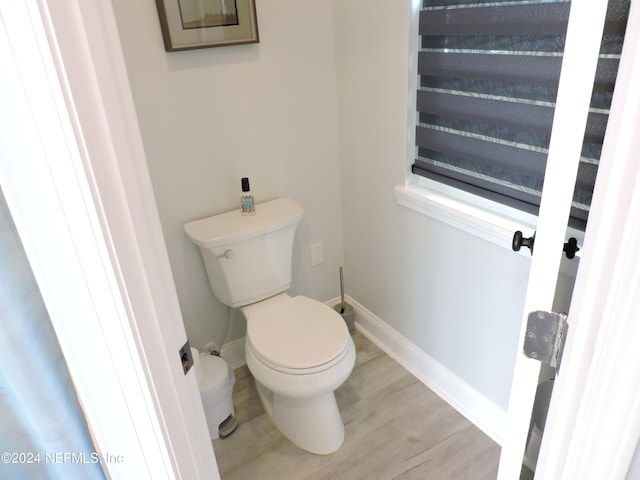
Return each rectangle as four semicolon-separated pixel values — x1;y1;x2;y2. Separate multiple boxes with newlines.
184;197;356;455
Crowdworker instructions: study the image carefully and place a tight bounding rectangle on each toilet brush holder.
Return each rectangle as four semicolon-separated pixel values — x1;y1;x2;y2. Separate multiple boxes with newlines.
334;266;355;334
334;302;355;334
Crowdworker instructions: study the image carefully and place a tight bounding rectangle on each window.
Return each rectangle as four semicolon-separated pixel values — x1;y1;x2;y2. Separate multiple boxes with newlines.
412;0;629;231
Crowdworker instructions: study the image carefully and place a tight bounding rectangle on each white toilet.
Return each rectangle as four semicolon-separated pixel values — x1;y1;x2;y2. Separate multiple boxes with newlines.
184;197;356;455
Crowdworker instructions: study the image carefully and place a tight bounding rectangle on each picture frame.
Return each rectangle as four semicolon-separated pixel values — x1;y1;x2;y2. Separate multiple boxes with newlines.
155;0;259;52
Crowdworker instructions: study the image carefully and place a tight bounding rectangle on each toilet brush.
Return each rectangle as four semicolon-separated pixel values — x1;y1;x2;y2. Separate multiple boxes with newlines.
339;266;345;314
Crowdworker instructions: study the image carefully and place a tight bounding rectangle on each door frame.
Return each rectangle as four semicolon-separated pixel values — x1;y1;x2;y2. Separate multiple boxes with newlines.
0;0;219;478
498;0;640;477
498;0;613;476
536;0;640;477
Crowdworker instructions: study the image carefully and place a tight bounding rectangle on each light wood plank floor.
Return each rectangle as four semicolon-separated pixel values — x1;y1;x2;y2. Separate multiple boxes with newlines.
213;331;500;480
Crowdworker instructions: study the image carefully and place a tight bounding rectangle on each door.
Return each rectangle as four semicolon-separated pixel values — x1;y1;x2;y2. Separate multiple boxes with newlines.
534;1;640;476
0;0;219;477
497;0;614;478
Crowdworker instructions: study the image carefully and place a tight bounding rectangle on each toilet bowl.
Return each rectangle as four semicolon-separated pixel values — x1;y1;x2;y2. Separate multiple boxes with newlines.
243;293;356;454
183;197;355;454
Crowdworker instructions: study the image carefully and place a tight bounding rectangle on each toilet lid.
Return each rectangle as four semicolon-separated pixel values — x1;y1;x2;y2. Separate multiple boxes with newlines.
244;295;349;370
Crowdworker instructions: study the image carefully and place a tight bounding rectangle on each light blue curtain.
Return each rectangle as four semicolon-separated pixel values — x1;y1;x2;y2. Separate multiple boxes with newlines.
0;189;105;480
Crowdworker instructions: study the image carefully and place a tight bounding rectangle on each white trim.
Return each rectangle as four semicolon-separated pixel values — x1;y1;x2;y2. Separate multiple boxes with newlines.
395;183;537;255
345;296;506;445
395;183;585;279
405;0;420;177
0;1;218;478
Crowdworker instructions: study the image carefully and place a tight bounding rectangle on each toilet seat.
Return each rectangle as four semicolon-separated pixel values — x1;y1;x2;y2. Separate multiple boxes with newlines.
243;294;351;375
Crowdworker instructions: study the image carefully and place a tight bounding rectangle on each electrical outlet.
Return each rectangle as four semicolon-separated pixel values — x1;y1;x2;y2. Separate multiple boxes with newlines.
310;242;324;267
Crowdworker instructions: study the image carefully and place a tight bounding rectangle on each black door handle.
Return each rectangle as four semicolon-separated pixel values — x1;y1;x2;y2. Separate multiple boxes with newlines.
512;230;580;259
563;237;580;259
512;230;535;254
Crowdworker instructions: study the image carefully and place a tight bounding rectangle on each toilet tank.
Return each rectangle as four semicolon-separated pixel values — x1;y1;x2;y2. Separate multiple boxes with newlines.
184;197;303;308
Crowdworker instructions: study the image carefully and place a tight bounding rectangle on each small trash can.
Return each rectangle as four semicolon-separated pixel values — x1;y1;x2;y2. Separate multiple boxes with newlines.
193;348;237;439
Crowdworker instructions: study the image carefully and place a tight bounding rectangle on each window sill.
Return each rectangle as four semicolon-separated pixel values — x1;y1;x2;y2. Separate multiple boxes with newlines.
394;182;537;255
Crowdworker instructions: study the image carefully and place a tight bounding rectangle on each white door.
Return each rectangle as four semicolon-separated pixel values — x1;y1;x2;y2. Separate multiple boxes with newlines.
497;0;614;478
534;0;640;476
0;0;220;477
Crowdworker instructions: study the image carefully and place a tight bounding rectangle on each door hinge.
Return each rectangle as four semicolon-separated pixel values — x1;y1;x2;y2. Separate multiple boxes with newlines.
523;311;568;369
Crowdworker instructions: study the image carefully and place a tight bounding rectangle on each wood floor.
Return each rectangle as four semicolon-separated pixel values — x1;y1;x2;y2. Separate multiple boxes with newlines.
212;331;500;480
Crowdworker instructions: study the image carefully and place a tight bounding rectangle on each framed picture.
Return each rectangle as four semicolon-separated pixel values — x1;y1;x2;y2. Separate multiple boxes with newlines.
155;0;259;51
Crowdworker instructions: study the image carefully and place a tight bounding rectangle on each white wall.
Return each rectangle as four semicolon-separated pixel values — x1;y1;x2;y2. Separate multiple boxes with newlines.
333;0;536;411
111;0;344;352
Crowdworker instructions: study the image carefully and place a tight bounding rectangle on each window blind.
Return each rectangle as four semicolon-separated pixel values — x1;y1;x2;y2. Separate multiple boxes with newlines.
413;0;629;230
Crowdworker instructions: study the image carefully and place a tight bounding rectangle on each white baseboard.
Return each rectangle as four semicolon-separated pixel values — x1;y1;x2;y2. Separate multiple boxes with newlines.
334;295;506;445
221;295;506;445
